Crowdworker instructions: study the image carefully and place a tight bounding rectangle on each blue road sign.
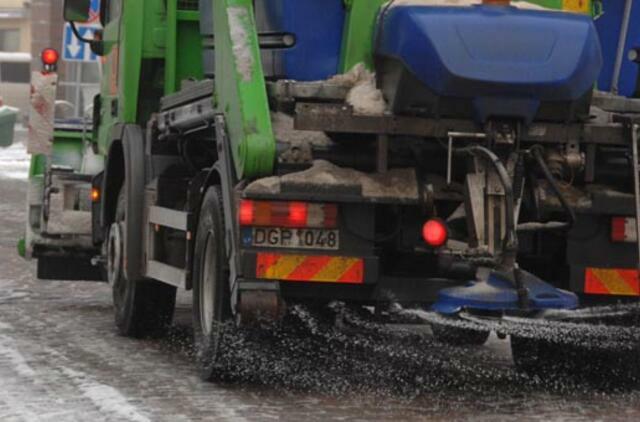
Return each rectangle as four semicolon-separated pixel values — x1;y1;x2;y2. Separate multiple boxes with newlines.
89;0;101;23
62;24;100;63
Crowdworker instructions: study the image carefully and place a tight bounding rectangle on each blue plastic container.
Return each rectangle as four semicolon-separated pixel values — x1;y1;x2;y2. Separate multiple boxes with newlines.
262;0;345;81
376;5;603;122
595;1;640;96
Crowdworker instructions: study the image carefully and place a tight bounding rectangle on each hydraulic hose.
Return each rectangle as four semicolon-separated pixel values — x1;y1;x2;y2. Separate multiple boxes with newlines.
530;146;576;227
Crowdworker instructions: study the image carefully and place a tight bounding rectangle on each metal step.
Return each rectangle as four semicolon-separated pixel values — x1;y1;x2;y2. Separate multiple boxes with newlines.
148;206;190;231
146;206;191;288
146;260;186;289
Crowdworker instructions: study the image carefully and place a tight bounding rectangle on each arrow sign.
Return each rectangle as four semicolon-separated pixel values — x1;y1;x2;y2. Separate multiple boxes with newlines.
62;23;99;62
66;27;82;59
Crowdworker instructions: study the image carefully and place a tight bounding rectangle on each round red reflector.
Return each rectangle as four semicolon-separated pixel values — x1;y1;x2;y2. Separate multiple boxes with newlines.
41;48;59;66
422;219;448;247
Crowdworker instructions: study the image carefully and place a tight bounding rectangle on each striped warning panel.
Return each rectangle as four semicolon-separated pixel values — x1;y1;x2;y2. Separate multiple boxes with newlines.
584;268;640;296
562;0;592;14
256;253;364;284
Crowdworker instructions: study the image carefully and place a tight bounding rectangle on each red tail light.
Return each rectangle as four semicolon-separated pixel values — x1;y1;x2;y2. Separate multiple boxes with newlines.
239;199;255;226
239;200;337;228
611;217;637;243
422;219;448;248
288;202;308;227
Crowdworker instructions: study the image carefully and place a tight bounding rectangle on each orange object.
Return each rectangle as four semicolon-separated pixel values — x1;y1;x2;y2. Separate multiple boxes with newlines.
584;268;640;296
256;253;364;284
91;187;100;202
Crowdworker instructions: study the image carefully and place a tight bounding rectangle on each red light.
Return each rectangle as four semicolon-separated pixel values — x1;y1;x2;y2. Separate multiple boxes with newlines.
41;48;59;66
422;219;448;248
323;204;338;228
288;202;308;227
611;217;628;242
238;200;335;228
239;200;254;226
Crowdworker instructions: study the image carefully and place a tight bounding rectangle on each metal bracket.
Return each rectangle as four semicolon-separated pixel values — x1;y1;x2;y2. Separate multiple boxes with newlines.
376;135;389;173
630;123;640;276
214;115;242;315
446;131;487;185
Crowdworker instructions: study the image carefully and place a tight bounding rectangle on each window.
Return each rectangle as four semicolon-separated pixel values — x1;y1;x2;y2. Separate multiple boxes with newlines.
0;29;20;52
0;62;30;83
81;61;101;83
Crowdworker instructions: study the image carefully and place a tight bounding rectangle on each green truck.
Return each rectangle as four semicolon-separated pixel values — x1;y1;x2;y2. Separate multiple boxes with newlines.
22;0;640;380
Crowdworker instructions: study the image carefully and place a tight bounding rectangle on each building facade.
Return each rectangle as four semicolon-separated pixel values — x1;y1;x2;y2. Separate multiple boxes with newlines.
0;0;31;53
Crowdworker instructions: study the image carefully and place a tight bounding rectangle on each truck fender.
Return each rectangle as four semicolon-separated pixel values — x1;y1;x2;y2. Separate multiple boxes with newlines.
184;163;223;291
101;124;146;281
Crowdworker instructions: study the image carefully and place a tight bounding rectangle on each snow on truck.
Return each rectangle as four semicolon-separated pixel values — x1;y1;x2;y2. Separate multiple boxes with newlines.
19;0;640;380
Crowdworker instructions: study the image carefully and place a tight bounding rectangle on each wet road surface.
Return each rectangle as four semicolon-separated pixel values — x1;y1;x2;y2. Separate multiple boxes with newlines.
2;136;640;421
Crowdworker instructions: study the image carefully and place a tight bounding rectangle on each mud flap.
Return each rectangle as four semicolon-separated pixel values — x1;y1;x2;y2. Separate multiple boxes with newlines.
37;256;103;281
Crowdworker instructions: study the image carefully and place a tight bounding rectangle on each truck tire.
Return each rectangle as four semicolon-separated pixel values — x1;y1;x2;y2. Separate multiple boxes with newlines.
109;189;177;338
192;186;233;381
431;323;490;346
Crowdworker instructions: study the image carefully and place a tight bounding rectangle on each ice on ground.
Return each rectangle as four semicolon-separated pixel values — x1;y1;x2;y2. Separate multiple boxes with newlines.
0;138;29;180
329;63;388;116
0;289;29;303
61;366;151;422
0;335;36;378
228;6;254;82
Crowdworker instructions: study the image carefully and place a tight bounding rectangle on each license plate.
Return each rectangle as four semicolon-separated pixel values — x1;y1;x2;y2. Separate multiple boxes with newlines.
250;228;339;250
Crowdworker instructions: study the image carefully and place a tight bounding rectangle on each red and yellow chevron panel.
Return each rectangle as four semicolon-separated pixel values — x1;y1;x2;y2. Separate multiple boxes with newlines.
584;268;640;296
256;253;364;284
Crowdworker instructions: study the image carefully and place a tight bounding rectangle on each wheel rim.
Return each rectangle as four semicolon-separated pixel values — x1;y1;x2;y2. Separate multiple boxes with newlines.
107;222;123;286
107;222;126;311
200;231;217;336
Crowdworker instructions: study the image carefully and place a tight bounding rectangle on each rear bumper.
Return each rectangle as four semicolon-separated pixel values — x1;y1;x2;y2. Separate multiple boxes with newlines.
241;251;463;303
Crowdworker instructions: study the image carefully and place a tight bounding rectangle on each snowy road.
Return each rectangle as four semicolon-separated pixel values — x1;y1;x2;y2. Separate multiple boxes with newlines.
2;135;640;421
